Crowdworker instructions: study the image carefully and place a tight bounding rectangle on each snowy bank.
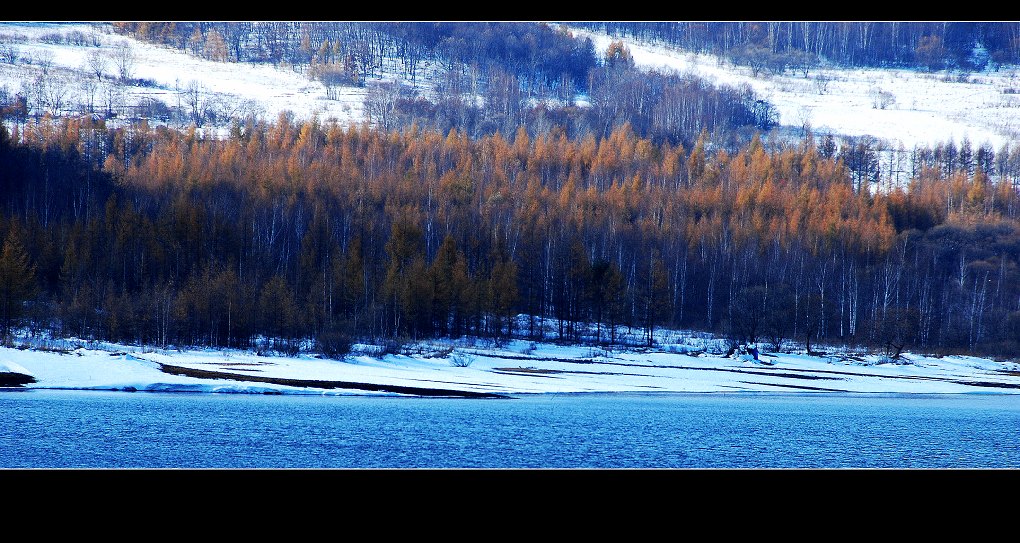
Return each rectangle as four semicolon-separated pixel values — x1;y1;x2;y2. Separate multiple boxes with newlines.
3;337;1020;397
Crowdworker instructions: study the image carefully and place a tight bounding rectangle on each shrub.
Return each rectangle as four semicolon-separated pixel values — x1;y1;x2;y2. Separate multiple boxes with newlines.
275;339;301;357
380;338;406;356
449;353;475;367
317;327;353;360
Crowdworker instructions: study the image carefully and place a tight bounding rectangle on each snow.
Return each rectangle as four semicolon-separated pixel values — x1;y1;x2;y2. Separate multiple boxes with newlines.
3;334;1020;397
2;22;1017;150
564;25;1018;150
0;22;365;133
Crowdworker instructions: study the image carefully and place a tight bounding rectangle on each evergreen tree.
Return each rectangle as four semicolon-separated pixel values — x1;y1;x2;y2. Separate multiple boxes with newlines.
258;275;300;354
489;250;519;341
590;258;625;345
382;218;426;338
0;222;37;343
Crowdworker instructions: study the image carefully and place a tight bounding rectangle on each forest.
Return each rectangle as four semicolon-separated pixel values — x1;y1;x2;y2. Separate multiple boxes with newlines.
2;111;1020;359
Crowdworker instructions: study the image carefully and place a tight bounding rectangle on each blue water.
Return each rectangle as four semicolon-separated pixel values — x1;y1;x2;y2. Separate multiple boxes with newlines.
2;389;1018;468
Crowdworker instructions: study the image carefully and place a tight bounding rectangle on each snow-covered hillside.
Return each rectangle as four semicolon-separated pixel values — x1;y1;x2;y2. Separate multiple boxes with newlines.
0;22;367;134
2;22;1018;151
564;25;1020;151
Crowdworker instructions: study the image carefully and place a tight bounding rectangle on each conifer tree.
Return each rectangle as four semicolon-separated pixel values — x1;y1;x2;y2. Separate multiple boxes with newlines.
429;234;458;336
383;218;425;337
489;251;519;341
591;258;625;345
258;275;300;354
0;222;37;343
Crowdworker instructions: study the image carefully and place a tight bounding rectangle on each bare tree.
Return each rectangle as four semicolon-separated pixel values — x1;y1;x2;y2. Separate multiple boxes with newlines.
113;41;135;81
312;61;354;99
184;80;204;125
27;74;46;115
364;81;402;131
869;87;895;109
76;77;98;114
43;75;68;115
33;50;54;74
484;68;523;133
449;352;475;367
222;22;251;62
85;48;106;81
87;26;103;47
101;80;124;118
813;74;832;94
0;44;18;64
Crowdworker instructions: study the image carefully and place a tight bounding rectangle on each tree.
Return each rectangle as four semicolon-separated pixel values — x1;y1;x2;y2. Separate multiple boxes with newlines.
729;284;768;346
85;49;106;81
489;250;519;341
113;41;135;81
872;306;919;360
841;136;880;191
258;275;300;354
0;222;37;343
183;80;205;126
429;234;458;336
605;40;634;70
204;30;229;62
762;285;795;352
915;35;947;72
365;81;403;131
382;218;426;338
334;236;367;331
641;251;670;346
590;258;625;345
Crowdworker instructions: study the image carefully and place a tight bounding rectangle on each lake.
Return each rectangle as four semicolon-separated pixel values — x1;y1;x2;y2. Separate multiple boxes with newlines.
2;389;1018;469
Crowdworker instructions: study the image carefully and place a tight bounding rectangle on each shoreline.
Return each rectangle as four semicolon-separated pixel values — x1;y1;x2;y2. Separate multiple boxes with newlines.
155;361;510;398
4;338;1020;398
7;386;1020;400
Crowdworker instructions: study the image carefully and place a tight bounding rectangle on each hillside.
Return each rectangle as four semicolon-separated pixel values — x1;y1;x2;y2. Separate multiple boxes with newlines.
1;22;1017;150
0;22;365;135
565;25;1018;151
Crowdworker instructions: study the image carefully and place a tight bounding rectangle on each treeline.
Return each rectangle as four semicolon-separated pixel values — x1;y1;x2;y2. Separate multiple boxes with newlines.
108;22;775;146
2;115;1020;358
577;22;1020;73
823;133;1020;194
373;59;776;146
